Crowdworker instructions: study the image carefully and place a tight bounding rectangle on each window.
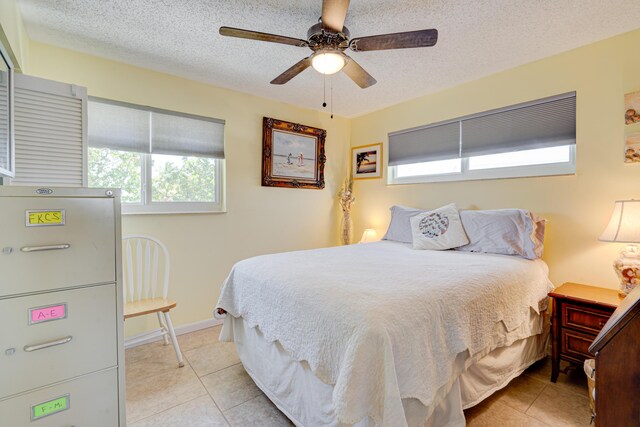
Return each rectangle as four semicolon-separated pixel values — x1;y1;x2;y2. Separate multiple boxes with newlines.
87;98;225;213
389;93;576;184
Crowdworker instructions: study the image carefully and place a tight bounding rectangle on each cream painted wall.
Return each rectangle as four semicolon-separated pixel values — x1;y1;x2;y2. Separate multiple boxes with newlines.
350;29;640;290
0;0;29;70
24;41;351;336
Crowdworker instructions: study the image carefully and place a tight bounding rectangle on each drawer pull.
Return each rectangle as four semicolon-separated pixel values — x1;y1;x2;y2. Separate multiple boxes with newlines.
20;244;71;253
23;336;72;352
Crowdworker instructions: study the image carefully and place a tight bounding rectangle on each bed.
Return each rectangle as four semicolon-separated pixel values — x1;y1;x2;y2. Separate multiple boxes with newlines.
215;240;553;427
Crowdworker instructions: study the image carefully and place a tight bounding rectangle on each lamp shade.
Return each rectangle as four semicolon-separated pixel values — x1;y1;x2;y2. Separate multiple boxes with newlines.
599;200;640;243
360;228;379;243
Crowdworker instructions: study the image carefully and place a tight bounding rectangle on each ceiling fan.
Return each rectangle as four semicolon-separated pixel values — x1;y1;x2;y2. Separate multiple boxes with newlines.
219;0;438;89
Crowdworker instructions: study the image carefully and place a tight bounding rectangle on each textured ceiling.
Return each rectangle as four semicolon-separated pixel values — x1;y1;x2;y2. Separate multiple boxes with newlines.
18;0;640;117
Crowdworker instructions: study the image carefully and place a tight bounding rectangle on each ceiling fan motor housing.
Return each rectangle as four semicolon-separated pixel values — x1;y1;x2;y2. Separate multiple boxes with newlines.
307;22;350;51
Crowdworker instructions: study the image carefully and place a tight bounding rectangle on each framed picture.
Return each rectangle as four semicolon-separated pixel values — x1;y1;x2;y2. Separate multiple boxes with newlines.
262;117;326;189
625;91;640;125
625;133;640;163
352;143;382;179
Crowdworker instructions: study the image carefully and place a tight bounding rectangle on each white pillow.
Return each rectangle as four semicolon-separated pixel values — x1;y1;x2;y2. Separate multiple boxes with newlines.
456;209;545;259
382;205;427;243
410;204;469;250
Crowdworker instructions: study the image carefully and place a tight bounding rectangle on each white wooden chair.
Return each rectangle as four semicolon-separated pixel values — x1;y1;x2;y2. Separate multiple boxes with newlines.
122;235;184;367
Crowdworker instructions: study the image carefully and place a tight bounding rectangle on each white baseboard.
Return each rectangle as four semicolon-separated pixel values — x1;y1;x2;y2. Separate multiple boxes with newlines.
124;317;224;349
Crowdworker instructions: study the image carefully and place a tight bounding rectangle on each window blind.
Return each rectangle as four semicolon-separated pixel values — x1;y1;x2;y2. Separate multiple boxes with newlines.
152;112;224;158
88;98;225;159
9;73;86;186
88;101;150;153
388;92;576;165
388;121;460;166
461;94;576;157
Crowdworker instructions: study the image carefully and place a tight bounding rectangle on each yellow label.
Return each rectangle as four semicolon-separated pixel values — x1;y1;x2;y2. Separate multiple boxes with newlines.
27;210;64;225
32;395;69;419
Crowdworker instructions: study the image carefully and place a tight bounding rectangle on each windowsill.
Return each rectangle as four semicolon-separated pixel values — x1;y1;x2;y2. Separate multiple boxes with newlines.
122;209;227;215
121;202;226;215
389;162;576;185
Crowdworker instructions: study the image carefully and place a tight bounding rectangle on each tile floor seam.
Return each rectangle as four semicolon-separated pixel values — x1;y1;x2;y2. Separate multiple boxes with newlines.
524;383;549;413
125;364;208;423
199;362;262;413
196;364;233;427
127;386;209;424
548;382;591;399
196;361;243;378
217;390;265;413
127;394;209;426
125;353;192;386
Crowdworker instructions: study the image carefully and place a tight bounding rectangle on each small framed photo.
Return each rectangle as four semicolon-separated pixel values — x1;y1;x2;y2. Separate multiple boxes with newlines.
352;143;382;180
625;133;640;163
625;91;640;125
262;117;326;189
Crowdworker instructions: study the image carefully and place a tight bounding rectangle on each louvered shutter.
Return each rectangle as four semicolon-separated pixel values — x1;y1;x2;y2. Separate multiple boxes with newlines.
0;73;8;174
8;73;87;186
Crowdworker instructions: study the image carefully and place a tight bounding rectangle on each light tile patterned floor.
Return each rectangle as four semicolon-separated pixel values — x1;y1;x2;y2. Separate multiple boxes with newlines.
125;326;592;426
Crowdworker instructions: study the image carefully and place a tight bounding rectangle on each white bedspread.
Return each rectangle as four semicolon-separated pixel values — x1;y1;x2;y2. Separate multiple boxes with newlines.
216;241;553;427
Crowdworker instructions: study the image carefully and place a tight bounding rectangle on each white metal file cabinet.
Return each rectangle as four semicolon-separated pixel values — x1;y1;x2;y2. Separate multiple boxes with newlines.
0;187;125;426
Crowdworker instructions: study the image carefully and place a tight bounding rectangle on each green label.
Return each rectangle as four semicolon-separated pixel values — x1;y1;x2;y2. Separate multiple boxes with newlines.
32;395;69;420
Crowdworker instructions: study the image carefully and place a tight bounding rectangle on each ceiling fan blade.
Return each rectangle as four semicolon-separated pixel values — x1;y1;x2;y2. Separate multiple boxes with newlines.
342;56;376;89
350;29;438;52
270;57;312;85
219;26;308;47
321;0;350;33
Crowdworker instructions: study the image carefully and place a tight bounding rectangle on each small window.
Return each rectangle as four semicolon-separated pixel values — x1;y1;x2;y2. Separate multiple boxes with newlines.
87;98;225;213
394;145;575;183
389;93;576;184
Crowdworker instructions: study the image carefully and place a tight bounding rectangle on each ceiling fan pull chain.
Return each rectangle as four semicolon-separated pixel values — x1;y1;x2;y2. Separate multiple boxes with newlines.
322;73;327;108
330;76;334;119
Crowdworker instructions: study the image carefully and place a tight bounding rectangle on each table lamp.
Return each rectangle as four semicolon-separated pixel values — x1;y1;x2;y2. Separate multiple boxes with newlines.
360;229;379;243
599;199;640;296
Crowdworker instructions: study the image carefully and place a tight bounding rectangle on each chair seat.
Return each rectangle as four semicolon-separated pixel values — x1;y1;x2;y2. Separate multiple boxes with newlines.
124;298;177;319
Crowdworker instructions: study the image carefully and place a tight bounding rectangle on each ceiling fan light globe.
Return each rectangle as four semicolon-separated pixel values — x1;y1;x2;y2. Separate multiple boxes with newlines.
311;50;346;75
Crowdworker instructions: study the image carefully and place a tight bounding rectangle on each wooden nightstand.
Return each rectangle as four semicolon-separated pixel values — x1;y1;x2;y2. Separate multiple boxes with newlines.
548;282;623;382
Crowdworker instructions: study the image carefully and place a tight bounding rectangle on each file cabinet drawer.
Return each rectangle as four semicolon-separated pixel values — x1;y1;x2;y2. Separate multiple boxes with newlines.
0;196;116;297
0;367;119;426
0;284;118;399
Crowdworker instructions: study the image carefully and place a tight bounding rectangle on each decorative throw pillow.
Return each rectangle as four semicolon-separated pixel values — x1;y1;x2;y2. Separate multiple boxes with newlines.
410;203;469;250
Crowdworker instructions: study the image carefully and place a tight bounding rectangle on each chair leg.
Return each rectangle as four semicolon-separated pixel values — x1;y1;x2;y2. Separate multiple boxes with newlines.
157;312;170;345
163;311;185;368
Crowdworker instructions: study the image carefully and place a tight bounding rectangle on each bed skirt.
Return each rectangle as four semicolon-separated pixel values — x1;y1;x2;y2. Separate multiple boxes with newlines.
221;313;549;427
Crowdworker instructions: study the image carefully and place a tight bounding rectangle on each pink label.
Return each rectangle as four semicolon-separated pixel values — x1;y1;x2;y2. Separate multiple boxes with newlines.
30;304;66;324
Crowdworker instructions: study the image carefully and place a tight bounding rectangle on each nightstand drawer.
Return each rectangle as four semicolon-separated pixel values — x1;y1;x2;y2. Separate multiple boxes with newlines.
562;304;612;334
561;328;596;362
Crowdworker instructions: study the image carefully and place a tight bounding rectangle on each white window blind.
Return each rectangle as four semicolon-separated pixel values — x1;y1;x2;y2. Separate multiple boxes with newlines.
88;98;225;159
88;101;149;153
388;92;576;166
461;95;576;157
7;73;87;186
152;112;224;158
388;122;460;166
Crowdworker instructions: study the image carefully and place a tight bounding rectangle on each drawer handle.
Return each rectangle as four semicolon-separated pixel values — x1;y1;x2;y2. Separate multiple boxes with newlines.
20;244;71;253
23;336;72;352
